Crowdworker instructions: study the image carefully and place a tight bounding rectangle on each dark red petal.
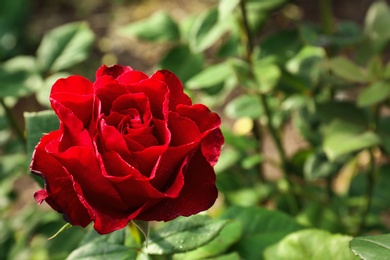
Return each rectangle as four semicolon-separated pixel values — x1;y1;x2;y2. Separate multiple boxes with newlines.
96;64;133;79
51;93;93;126
151;70;192;110
168;112;201;147
176;104;221;133
94;75;129;115
129;79;169;120
31;131;91;227
50;100;93;151
136;149;218;221
149;142;198;191
176;104;224;166
50;75;93;96
117;70;149;85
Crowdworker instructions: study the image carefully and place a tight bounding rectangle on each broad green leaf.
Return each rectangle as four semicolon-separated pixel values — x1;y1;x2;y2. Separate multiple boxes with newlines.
220;206;303;260
36;72;71;107
264;229;356;260
304;150;345;180
359;1;390;59
317;101;368;126
66;242;137;260
367;56;383;80
328;57;367;83
350;234;390;260
323;120;380;160
286;46;325;85
186;62;231;90
225;94;262;119
159;45;204;83
173;220;243;260
218;0;240;21
120;11;180;42
357;81;390;107
0;56;42;97
37;22;95;73
260;29;302;64
24;110;59;160
190;8;229;52
214;148;241;174
146;215;229;255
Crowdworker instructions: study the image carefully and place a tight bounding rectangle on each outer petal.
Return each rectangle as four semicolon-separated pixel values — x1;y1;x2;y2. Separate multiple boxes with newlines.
50;76;94;126
117;70;149;85
176;104;224;166
151;70;192;111
136;149;218;221
31;131;91;227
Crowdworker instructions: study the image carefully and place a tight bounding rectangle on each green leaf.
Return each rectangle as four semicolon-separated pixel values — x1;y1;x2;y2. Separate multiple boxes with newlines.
357;81;390;107
66;242;137;260
0;56;42;97
359;1;390;60
323;120;380;160
24;110;59;160
186;62;231;90
304;150;345;180
173;220;243;260
36;22;95;73
225;94;262;119
218;0;240;21
190;8;229;52
211;252;241;260
264;229;356;260
145;215;229;255
350;234;390;260
220;206;303;260
317;101;368;126
120;11;180;42
286;46;325;85
159;45;204;83
328;57;367;83
253;60;281;93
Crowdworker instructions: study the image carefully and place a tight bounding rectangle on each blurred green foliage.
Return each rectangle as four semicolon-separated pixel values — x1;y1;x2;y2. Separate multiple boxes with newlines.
2;0;390;259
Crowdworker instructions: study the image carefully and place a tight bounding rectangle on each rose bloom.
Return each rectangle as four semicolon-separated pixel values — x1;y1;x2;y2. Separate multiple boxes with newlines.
31;65;223;234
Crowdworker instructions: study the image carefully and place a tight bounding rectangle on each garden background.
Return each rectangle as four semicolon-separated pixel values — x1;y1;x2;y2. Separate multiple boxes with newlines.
2;0;390;259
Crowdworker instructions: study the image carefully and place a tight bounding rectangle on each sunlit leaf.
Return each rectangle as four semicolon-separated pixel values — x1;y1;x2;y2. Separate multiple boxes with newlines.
146;215;228;255
120;11;180;42
350;234;390;260
328;56;367;83
323;120;380;160
36;22;94;73
357;81;390;107
264;229;355;260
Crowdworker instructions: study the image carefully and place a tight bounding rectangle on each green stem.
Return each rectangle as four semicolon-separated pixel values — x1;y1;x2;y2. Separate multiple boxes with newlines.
357;148;376;234
0;98;26;149
239;0;298;214
319;0;334;35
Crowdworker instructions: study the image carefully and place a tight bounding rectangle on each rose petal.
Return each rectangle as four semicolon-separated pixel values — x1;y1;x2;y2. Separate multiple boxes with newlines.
49;146;129;212
168;112;201;147
94;75;128;115
51;75;93;96
136;149;218;221
96;64;133;79
117;70;149;84
129;79;169;120
176;104;224;165
151;70;192;110
50;100;93;151
31;131;91;227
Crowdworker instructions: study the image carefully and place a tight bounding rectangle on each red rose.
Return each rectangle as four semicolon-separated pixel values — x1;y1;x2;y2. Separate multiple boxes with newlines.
31;65;223;234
